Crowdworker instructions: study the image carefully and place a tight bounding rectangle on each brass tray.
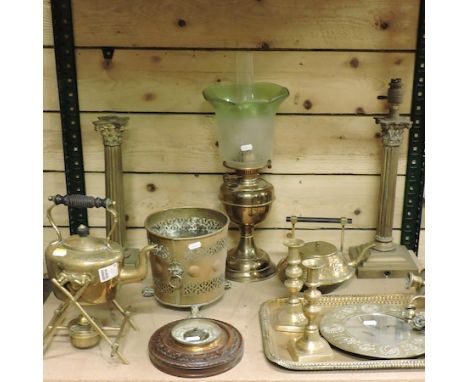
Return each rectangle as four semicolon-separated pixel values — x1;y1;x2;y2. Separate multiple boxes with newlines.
259;294;425;370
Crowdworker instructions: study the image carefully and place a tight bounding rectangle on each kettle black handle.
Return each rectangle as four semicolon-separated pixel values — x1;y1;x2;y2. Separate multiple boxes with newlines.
49;194;112;209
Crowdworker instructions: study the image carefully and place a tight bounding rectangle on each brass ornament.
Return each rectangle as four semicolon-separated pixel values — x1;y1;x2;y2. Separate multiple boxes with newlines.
220;166;277;282
259;294;425;370
144;207;230;308
348;79;420;278
93;116;128;147
274;216;307;332
288;258;333;362
43;194;153;364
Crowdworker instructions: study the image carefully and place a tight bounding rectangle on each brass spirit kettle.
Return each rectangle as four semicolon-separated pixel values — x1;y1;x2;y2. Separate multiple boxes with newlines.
45;194;155;305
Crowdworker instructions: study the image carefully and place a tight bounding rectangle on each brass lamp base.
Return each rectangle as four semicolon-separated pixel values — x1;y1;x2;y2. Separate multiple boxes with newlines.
348;243;419;278
226;246;277;283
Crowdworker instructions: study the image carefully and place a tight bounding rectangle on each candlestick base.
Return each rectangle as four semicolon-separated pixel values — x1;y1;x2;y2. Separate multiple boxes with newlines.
288;332;333;362
274;302;307;333
348;243;420;278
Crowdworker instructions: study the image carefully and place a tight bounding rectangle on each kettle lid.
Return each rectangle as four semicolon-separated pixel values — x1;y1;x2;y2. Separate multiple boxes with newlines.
62;225;116;252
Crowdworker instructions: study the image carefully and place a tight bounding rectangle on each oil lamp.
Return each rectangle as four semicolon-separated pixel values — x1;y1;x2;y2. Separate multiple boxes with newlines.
203;81;289;282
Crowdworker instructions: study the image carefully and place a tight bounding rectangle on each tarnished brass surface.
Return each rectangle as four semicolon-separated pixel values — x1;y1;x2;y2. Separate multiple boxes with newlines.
45;198;152;305
220;167;277;282
274;238;307;332
349;244;419;278
148;318;243;377
68;315;102;349
43;275;136;364
278;241;356;290
145;207;229;307
349;79;419;278
288;258;333;362
406;269;425;294
259;294;425;370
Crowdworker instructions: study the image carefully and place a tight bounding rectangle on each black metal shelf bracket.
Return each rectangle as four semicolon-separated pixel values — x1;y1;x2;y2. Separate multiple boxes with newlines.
50;0;87;234
401;1;425;254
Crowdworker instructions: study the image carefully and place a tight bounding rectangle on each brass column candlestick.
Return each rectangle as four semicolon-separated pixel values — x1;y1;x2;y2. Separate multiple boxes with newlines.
348;79;419;278
288;258;333;362
93;116;138;261
275;216;307;332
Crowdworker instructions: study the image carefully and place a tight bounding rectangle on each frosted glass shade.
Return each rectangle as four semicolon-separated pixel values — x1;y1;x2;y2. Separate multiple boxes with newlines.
203;82;289;169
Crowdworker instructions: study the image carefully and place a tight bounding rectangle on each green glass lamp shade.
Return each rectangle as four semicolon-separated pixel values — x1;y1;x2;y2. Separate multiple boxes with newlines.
203;82;289;169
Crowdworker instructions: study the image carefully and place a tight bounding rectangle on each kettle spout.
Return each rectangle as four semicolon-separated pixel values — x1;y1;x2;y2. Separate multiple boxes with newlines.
120;244;156;285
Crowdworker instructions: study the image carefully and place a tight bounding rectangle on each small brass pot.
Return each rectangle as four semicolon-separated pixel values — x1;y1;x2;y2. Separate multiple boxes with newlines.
145;207;230;308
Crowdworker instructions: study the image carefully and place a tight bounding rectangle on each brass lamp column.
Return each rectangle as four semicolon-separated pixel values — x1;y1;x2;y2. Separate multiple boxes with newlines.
93;116;137;260
348;79;419;278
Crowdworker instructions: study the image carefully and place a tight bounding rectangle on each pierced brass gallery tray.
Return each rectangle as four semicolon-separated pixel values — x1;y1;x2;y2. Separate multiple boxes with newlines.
259;294;425;371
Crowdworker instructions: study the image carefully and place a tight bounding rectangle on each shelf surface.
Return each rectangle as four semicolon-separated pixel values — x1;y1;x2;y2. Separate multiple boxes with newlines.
43;253;425;382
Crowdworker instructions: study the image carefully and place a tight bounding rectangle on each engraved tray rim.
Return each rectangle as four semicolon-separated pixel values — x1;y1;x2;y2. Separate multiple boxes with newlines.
259;294;425;371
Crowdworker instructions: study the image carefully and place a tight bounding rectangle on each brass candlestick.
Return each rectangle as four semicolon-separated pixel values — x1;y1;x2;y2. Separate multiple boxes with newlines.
93;116;139;262
348;79;419;278
288;258;333;362
275;216;307;332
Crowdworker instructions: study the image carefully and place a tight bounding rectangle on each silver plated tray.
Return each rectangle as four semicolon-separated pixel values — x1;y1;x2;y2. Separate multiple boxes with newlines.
320;304;424;359
259;294;425;370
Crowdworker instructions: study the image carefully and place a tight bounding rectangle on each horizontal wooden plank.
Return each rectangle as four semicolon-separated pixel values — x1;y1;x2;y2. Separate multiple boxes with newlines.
44;49;58;110
69;0;419;50
43;172;406;229
44;113;409;174
43;0;52;46
43;227;409;274
43;49;415;113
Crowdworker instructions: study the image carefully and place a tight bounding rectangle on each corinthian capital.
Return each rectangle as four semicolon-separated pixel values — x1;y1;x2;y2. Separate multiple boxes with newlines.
93;116;129;146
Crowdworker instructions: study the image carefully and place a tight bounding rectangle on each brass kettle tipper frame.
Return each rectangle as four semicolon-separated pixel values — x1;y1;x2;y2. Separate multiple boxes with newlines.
348;79;420;278
43;194;156;364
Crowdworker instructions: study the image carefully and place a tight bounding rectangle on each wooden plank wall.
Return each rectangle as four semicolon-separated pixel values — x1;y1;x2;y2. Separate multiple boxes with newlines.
43;0;424;274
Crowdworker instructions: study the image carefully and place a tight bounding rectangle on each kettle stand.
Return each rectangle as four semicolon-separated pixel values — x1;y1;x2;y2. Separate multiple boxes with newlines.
43;276;137;364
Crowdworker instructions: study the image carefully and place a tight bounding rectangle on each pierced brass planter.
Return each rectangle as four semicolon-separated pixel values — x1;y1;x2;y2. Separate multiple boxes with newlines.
145;207;230;308
148;318;243;377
